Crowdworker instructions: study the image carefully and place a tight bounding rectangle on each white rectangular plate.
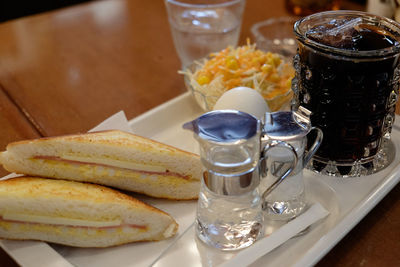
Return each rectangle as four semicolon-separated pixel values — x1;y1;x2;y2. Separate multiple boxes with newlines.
1;92;400;267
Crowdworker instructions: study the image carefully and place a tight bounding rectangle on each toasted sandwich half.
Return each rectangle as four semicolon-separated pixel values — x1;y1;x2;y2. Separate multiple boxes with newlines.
0;177;178;247
0;130;201;200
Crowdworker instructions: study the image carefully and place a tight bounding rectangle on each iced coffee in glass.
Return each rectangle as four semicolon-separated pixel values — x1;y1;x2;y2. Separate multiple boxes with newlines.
292;11;400;176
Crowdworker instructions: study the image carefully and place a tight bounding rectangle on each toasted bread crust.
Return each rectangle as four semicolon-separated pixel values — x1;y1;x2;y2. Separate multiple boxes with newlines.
5;130;199;158
0;177;164;214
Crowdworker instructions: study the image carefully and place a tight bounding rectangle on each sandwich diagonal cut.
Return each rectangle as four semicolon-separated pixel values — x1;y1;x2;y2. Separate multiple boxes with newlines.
0;130;202;199
0;177;178;247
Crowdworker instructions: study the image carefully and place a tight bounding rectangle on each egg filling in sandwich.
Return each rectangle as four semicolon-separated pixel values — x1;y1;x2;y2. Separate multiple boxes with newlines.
0;177;178;247
0;130;202;200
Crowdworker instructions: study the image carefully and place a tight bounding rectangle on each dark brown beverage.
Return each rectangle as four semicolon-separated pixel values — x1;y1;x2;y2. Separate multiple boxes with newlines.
292;11;400;176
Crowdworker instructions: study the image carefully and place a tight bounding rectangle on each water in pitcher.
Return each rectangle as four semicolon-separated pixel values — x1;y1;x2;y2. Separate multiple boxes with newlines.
261;145;307;220
196;138;263;251
169;8;241;67
196;168;263;251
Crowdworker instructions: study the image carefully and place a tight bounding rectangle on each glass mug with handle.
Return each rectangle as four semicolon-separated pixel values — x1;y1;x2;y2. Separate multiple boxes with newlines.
292;11;400;177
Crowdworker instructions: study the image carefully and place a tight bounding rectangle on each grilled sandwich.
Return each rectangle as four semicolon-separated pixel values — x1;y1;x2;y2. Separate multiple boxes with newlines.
0;177;178;247
0;130;202;200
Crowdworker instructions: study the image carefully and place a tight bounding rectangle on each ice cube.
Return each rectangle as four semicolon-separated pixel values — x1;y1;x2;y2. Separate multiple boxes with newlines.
306;17;399;51
306;18;362;49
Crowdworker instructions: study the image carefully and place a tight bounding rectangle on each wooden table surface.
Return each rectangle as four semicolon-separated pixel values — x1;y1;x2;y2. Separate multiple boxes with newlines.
0;0;399;266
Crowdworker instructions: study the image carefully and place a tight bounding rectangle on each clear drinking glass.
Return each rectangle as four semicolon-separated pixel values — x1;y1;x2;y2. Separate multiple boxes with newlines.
292;11;400;177
164;0;246;68
251;17;298;62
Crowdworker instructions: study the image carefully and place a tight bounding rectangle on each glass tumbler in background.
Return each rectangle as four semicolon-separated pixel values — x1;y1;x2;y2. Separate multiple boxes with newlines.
164;0;246;68
251;17;298;62
292;11;400;177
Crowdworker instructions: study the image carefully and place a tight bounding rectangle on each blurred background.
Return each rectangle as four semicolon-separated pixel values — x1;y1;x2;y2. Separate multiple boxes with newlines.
2;0;399;24
0;0;93;22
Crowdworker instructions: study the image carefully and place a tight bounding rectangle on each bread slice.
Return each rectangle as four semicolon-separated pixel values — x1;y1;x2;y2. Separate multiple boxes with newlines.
0;130;201;200
0;176;178;247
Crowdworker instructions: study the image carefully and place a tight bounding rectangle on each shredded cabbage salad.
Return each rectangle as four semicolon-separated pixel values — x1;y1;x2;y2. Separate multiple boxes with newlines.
180;42;295;111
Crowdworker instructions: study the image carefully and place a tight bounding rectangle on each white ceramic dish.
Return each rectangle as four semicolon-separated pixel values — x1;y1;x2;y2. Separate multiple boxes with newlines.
1;92;400;267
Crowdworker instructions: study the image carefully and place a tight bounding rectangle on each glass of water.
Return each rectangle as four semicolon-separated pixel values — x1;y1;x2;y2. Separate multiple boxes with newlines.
164;0;246;68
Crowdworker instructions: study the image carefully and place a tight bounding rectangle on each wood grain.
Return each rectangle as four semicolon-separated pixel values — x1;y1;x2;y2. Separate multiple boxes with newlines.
0;0;183;136
0;85;41;176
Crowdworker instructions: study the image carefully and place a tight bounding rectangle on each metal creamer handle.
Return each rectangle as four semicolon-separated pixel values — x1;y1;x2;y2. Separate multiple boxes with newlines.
303;126;323;167
259;140;298;210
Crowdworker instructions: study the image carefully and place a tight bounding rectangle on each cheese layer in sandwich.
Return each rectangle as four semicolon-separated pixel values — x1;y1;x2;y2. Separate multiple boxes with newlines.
0;177;178;247
0;130;202;200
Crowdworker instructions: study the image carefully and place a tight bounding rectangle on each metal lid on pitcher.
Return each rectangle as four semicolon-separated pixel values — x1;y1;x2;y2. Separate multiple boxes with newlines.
183;110;260;143
263;106;312;141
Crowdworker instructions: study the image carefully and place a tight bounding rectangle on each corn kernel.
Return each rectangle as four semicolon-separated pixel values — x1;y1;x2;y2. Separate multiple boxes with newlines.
266;57;275;66
225;56;239;70
197;75;210;85
259;55;267;64
261;64;272;73
272;56;281;67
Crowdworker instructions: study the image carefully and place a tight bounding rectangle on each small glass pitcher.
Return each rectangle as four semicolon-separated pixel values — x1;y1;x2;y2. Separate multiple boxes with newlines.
183;110;300;250
260;106;323;220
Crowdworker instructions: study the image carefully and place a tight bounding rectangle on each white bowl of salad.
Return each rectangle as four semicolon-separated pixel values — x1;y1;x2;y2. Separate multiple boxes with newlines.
180;43;295;112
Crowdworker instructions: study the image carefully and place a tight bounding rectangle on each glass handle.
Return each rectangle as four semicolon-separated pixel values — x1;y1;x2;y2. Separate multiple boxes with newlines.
260;140;298;209
303;126;323;167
